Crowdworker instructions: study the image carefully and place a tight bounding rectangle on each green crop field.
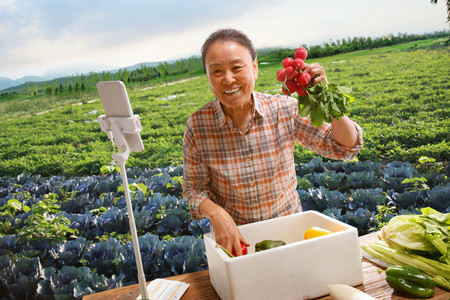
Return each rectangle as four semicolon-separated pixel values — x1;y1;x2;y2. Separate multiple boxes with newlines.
0;41;448;177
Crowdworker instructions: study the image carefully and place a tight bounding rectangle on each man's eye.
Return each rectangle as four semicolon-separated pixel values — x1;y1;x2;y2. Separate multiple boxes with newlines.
233;65;243;71
213;69;222;74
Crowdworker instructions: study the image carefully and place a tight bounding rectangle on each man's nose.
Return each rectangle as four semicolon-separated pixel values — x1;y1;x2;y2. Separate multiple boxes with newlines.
223;70;235;84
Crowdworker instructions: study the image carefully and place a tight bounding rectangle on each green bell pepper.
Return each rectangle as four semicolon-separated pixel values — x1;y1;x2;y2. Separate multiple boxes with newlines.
255;240;286;252
385;265;435;298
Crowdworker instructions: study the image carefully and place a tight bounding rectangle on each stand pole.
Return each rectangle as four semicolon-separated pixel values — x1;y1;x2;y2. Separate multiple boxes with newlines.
119;163;149;299
108;121;148;299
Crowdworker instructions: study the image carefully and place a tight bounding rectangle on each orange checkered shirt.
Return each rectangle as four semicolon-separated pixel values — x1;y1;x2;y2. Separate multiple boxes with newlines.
182;91;363;225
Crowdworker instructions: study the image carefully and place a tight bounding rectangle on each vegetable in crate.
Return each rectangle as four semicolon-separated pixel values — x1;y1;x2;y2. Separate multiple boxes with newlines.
216;242;247;258
232;242;248;257
255;240;286;252
276;47;355;127
304;226;332;240
385;265;435;298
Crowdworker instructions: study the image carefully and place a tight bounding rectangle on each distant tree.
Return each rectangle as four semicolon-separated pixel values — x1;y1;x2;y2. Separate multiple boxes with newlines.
123;69;129;83
52;79;57;94
26;84;31;95
158;63;166;77
33;84;38;96
430;0;450;23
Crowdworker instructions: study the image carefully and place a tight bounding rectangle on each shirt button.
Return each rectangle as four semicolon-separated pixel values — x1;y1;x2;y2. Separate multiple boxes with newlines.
245;158;251;165
250;181;255;186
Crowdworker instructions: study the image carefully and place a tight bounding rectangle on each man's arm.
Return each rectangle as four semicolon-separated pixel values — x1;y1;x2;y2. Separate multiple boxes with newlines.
331;116;359;148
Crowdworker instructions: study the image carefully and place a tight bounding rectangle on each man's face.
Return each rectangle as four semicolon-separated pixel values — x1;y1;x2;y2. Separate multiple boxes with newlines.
204;40;258;110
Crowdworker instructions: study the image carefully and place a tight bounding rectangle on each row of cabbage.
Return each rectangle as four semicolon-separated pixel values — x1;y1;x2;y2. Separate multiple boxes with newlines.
0;158;449;299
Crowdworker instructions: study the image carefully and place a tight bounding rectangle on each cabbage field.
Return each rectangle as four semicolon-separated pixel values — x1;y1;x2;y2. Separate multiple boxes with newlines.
0;39;449;299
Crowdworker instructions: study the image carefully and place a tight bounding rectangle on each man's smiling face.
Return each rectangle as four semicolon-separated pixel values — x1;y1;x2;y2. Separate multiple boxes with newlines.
204;40;258;111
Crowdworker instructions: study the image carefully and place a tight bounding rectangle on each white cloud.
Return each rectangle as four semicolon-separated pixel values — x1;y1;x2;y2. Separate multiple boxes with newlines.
0;0;447;79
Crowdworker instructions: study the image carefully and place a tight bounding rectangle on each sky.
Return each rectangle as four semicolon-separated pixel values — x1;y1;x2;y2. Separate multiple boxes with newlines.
0;0;448;80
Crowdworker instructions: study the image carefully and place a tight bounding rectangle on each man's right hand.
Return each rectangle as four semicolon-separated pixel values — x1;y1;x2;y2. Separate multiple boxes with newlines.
199;199;249;256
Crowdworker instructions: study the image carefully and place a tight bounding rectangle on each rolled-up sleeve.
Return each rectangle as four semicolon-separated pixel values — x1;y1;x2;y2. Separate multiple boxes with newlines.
327;121;363;160
181;120;212;220
294;111;363;161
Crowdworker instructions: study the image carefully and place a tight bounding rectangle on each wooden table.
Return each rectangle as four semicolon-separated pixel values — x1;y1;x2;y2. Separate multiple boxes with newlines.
83;232;450;300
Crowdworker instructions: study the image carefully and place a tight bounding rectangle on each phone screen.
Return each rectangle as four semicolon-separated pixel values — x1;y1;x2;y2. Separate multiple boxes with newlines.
97;81;133;117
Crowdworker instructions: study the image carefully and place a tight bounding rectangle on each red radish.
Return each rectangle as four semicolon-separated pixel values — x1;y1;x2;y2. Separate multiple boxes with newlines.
297;85;308;96
285;79;298;94
294;47;308;60
294;58;306;71
282;57;294;68
297;72;311;86
276;69;286;82
284;66;298;80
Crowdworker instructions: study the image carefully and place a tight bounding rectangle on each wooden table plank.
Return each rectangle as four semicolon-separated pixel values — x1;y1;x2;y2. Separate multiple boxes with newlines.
83;232;450;300
83;270;218;300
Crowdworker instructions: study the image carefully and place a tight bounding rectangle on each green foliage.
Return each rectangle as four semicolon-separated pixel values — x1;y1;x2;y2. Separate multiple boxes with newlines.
100;164;121;175
415;156;445;174
15;194;78;244
95;232;132;244
0;198;31;235
401;177;430;191
118;182;149;196
90;206;107;216
0;199;31;218
297;82;354;126
371;203;397;230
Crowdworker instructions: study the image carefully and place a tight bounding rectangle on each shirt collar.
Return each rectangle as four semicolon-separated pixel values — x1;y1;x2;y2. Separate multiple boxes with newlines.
213;91;266;128
252;91;266;119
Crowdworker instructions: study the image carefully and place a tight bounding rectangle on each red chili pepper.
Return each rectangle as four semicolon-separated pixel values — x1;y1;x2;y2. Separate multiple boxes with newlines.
232;242;248;256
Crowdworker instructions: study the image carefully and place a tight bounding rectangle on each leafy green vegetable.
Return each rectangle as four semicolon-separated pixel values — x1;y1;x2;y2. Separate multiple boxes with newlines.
298;81;355;127
381;207;450;264
361;207;450;291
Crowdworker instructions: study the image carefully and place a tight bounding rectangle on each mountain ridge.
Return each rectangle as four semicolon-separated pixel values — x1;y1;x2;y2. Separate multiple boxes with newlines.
0;60;178;91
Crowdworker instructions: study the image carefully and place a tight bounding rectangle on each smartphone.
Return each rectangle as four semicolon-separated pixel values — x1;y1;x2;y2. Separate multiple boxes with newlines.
97;81;144;152
97;81;134;117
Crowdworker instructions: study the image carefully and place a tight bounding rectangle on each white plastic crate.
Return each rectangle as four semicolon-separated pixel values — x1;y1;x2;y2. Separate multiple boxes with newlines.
204;211;363;300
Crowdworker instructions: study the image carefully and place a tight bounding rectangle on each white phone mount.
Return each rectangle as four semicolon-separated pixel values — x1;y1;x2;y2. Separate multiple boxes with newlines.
97;81;149;300
98;114;143;165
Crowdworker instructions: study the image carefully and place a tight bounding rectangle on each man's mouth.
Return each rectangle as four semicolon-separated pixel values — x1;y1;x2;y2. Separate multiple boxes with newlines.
223;87;241;94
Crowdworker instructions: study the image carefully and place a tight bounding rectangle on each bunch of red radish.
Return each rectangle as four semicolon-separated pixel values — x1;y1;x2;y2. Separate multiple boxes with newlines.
276;47;311;96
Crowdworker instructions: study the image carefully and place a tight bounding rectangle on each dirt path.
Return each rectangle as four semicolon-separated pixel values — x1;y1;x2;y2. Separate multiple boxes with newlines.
139;76;200;91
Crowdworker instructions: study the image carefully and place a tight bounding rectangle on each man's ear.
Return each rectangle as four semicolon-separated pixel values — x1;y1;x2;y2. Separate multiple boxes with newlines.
253;59;259;80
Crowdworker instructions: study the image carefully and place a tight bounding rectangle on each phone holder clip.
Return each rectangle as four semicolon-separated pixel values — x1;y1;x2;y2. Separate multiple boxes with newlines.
98;114;143;165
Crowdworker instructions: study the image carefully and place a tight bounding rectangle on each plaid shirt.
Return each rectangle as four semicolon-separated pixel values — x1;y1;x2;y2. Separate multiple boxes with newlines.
182;91;363;225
